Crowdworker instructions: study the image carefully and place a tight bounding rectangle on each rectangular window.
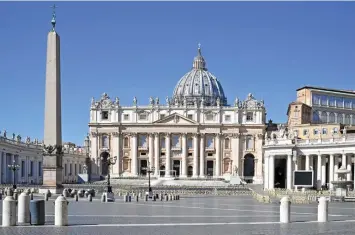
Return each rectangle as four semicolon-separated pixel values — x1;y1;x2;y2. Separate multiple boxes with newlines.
188;152;192;156
123;114;130;120
206;113;214;121
160;138;166;148
172;134;180;148
38;162;42;177
329;97;336;107
345;99;351;109
21;160;25;177
313;129;319;135
322;128;327;135
188;114;193;120
205;136;214;149
139;113;147;120
333;127;338;134
336;97;343;108
101;111;109;120
187;138;193;149
224;115;231;122
139;135;147;148
294;111;299;118
303;129;308;136
246;112;253;121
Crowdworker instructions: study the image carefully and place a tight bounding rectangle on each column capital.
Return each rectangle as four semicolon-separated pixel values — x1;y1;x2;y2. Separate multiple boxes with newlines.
165;132;171;137
216;133;222;138
200;133;205;137
191;133;199;138
112;132;120;137
129;132;138;137
90;132;98;138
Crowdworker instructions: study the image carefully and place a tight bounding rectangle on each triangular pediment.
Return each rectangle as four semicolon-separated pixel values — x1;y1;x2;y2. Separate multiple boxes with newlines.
153;113;198;125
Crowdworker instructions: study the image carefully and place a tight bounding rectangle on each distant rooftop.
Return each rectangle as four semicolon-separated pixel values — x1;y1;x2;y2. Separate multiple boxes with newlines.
297;86;355;95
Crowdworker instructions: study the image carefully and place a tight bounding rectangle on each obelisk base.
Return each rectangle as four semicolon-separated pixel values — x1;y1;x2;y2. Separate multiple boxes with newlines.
39;168;63;194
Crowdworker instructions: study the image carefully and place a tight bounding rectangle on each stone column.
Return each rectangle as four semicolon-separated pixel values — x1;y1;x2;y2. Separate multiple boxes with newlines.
215;134;221;177
341;153;347;168
329;154;334;190
154;133;160;176
264;155;269;189
181;133;187;178
317;154;322;190
199;133;205;177
148;134;154;168
193;134;199;177
287;155;292;190
165;133;171;177
130;133;138;176
334;156;339;181
347;155;352;181
305;155;310;170
321;157;326;186
268;155;275;189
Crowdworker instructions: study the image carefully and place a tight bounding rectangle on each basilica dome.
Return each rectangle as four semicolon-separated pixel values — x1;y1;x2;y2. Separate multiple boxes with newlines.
172;45;227;106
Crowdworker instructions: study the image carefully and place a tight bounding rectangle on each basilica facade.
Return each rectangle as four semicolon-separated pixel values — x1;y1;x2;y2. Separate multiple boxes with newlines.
88;46;266;183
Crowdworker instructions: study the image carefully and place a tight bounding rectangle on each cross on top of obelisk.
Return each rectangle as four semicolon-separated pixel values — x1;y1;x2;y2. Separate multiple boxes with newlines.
50;4;58;32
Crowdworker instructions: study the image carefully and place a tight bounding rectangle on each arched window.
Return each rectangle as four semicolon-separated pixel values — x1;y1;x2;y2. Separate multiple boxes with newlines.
224;138;230;149
337;114;344;124
329;112;335;123
344;114;350;125
320;112;327;123
312;111;320;123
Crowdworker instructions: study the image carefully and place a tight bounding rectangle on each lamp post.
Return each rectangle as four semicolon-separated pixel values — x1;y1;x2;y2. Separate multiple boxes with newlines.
101;155;117;193
142;161;155;198
84;134;91;182
8;160;20;189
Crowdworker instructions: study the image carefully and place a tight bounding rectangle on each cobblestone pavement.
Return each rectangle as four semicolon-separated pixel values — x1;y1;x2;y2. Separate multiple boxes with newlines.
1;195;355;234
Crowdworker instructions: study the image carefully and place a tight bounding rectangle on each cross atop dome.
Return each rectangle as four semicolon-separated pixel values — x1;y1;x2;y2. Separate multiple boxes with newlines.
193;43;206;70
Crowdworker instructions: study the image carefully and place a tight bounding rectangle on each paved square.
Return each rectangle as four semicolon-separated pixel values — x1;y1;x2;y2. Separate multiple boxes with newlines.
1;195;355;234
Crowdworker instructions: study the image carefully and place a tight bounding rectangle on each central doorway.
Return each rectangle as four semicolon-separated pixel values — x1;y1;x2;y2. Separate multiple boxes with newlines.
173;160;180;177
207;161;214;177
140;159;147;176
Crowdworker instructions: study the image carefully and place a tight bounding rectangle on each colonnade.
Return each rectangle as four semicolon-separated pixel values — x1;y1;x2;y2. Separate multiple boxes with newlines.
265;153;355;190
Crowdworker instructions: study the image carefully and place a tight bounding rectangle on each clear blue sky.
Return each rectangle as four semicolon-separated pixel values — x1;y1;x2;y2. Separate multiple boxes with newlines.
1;2;355;145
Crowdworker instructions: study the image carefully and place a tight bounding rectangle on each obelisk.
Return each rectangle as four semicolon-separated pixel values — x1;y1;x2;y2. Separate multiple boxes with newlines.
41;4;63;194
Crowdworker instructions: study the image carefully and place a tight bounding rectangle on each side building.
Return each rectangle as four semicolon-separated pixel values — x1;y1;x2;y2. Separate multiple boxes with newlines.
88;46;267;183
0;132;87;185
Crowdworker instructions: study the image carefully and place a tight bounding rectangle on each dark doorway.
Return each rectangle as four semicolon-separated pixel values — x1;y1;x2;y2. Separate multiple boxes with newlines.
173;160;180;177
207;161;214;176
187;166;193;177
140;159;147;176
160;165;165;177
274;158;286;188
243;154;255;183
100;152;110;176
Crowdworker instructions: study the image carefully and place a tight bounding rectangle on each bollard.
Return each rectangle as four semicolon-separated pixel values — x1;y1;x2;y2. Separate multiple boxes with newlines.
18;192;30;224
75;194;79;202
136;195;139;202
29;200;45;225
13;191;18;201
165;195;169;201
153;195;156;201
280;196;291;223
55;195;69;226
173;195;176;200
169;194;173;201
160;194;163;201
124;195;128;202
128;196;132;202
30;192;33;200
176;195;179;200
145;195;148;201
318;197;328;222
101;194;106;202
88;194;92;202
2;195;17;226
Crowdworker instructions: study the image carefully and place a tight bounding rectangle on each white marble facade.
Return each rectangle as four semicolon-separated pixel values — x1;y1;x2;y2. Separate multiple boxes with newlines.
263;127;355;190
88;46;267;183
0;132;87;185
